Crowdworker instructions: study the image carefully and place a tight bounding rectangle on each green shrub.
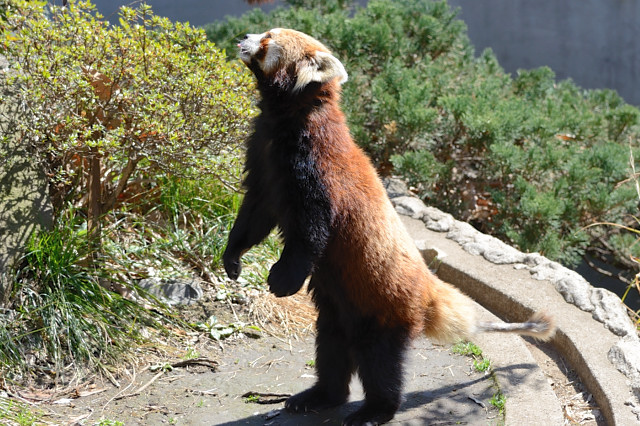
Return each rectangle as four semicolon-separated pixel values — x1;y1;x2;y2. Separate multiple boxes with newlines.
2;0;254;249
2;208;162;377
0;0;262;378
207;0;640;268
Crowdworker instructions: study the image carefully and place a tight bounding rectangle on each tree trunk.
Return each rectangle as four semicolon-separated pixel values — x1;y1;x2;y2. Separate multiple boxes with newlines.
87;149;103;256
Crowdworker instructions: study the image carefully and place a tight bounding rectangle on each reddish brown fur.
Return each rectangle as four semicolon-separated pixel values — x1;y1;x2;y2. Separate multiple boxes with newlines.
227;28;553;425
238;28;468;340
291;79;436;337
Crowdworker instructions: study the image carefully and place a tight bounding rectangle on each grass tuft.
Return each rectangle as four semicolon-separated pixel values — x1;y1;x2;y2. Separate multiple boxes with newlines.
451;340;506;420
0;174;283;385
489;392;507;415
2;208;163;379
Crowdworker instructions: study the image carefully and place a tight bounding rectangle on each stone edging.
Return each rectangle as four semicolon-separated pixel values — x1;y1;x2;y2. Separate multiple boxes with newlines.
385;177;640;424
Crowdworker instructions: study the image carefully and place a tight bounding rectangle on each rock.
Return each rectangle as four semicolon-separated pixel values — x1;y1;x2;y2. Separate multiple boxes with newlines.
392;196;428;219
383;177;410;199
591;288;638;337
529;261;595;312
521;253;547;267
138;277;203;306
633;380;640;402
481;238;526;265
446;222;524;264
422;207;455;232
608;338;640;384
625;396;640;422
446;221;479;245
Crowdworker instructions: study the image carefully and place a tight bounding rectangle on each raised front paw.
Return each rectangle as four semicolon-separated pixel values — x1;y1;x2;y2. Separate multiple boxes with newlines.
267;258;308;297
222;252;242;280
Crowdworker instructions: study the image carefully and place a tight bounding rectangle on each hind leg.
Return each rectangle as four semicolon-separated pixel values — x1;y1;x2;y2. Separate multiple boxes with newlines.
343;324;410;426
286;304;355;412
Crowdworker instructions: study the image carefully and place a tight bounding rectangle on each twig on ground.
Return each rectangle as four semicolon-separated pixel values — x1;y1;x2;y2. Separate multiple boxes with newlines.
242;391;291;404
112;357;218;401
115;370;164;400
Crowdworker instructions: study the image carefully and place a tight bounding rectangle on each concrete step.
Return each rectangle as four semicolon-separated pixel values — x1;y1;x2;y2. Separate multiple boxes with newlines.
399;212;638;425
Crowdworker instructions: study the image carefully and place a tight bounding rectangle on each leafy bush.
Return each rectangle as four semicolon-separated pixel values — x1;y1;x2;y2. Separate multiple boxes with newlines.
2;0;254;248
0;0;264;379
2;207;162;377
206;0;640;268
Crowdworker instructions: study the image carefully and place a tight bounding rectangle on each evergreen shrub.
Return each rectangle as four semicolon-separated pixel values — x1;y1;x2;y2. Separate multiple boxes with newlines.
206;0;640;268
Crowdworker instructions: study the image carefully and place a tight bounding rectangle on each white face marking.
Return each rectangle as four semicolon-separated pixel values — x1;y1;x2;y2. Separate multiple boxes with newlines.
238;31;283;73
237;28;348;90
237;33;264;64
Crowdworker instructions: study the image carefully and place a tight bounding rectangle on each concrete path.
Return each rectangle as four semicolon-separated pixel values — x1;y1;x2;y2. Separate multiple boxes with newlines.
61;322;535;425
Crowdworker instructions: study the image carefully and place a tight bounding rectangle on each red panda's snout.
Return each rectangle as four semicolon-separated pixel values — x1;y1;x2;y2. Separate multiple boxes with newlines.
237;34;259;63
238;32;281;73
238;28;348;93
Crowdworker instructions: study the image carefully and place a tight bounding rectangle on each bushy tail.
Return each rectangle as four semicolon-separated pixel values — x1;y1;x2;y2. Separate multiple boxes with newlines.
422;278;477;342
423;279;556;342
475;311;555;342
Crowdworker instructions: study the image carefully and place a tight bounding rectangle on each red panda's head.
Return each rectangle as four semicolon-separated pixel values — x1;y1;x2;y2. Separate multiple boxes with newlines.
238;28;348;93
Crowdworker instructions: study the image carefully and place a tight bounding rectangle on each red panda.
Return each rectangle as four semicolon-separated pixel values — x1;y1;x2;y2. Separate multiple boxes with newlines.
224;28;555;426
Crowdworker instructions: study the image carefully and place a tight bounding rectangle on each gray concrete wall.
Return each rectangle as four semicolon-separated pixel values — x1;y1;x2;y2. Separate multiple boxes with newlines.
88;0;285;27
0;65;53;305
449;0;640;105
87;0;639;105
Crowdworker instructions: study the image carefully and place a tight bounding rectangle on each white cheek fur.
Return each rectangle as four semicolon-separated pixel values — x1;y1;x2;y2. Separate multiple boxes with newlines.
262;40;282;73
238;33;262;63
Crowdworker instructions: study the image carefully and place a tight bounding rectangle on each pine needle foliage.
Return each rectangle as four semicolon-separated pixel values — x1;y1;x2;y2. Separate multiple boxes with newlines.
206;0;640;268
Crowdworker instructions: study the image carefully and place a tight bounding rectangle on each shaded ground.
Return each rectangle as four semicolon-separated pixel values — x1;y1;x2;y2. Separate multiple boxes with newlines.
50;334;500;425
42;284;503;425
523;339;604;425
10;280;604;425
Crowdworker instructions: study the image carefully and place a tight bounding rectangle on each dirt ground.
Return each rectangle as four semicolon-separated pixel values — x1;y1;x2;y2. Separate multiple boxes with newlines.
30;283;503;425
10;281;601;426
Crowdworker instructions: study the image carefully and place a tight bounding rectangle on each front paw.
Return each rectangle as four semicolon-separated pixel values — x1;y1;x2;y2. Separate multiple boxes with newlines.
223;252;242;280
267;259;308;297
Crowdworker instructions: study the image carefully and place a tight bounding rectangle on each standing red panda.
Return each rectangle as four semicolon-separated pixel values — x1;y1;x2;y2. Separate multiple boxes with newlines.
224;28;555;426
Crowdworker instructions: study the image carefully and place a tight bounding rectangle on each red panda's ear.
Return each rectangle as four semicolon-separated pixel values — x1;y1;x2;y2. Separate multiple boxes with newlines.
294;51;348;92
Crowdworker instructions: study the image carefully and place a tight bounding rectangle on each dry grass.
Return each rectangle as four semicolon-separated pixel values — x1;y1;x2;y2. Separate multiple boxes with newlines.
249;284;318;340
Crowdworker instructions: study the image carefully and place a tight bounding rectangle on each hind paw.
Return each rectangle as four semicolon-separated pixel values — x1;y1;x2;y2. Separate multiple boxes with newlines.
285;386;347;413
342;403;397;426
